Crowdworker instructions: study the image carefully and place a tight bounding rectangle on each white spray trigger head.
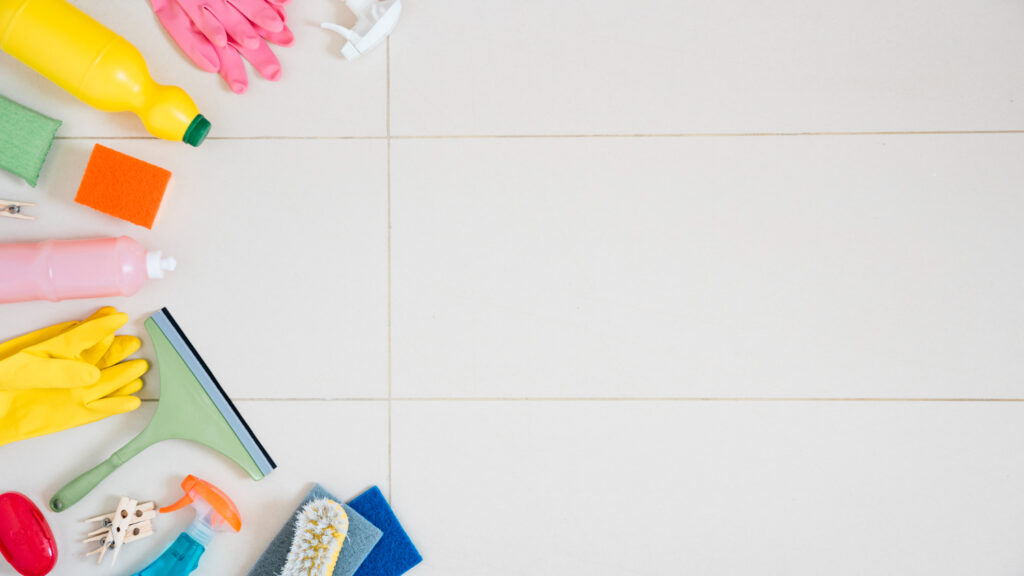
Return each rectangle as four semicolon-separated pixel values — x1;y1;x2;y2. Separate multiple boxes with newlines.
321;0;402;60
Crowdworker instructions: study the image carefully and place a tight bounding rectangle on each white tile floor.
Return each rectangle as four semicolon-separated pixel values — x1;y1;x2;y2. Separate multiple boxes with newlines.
2;1;1024;574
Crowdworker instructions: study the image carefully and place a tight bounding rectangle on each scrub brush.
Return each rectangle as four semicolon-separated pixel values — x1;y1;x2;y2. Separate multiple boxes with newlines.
281;498;349;576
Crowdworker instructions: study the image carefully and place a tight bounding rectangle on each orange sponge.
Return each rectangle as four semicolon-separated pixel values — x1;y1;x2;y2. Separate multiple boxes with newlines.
75;144;171;229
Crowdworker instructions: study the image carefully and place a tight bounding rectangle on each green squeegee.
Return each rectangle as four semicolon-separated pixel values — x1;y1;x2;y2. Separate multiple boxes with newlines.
50;307;276;512
0;94;61;186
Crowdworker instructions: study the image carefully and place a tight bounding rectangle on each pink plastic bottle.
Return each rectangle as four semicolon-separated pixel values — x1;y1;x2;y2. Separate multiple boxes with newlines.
0;236;175;304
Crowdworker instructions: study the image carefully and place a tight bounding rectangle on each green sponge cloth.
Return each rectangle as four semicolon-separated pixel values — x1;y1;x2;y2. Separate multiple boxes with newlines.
0;94;61;186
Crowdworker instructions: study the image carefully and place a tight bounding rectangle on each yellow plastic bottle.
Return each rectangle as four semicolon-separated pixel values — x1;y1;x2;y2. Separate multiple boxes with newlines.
0;0;210;146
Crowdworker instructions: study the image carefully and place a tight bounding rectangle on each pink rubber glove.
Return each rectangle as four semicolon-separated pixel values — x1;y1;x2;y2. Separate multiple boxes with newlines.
151;0;295;94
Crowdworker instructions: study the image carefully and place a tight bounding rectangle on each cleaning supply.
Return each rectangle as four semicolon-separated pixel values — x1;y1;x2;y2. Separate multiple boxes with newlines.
322;0;401;61
0;0;210;145
282;498;349;576
0;94;61;186
0;199;35;220
247;485;382;576
83;498;156;566
348;487;421;576
50;308;276;512
75;144;172;229
0;236;176;304
150;0;293;94
0;306;140;390
0;493;57;576
0;364;144;447
0;307;147;446
132;475;240;576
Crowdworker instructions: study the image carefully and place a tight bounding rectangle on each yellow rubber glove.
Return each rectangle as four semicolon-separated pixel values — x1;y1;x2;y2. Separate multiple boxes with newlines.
0;328;147;446
0;307;141;390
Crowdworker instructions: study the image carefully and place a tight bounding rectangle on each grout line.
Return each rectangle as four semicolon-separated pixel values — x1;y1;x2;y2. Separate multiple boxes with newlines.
387;129;1024;139
153;397;1024;403
386;39;392;139
54;135;389;141
54;129;1024;142
390;396;1024;403
140;397;388;402
385;35;394;503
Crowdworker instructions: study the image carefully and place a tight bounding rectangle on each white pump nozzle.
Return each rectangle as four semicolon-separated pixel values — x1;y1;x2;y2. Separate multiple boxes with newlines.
146;251;177;280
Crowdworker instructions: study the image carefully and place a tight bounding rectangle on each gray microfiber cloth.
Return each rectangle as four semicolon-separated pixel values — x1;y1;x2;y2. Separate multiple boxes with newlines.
0;94;61;186
247;484;383;576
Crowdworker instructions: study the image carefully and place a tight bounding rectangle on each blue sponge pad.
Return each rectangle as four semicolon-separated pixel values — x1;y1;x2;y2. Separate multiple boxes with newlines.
349;487;422;576
247;484;383;576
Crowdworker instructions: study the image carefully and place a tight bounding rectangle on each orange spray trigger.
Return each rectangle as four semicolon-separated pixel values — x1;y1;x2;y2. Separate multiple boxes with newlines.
160;493;192;514
158;475;241;532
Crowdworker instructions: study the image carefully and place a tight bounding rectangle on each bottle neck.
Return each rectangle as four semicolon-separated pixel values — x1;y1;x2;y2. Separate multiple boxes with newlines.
185;517;213;547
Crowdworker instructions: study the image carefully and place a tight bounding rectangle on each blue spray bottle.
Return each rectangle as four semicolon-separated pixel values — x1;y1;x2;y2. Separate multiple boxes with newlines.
133;475;241;576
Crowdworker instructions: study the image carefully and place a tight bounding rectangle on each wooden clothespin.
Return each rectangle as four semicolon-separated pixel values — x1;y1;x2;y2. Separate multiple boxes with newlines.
0;199;35;220
83;497;156;567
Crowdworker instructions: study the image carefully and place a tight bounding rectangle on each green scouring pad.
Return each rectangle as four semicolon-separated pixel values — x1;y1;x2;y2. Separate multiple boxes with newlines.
0;94;61;186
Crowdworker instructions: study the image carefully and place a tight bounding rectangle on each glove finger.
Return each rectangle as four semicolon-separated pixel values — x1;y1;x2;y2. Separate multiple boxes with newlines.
95;336;142;370
200;6;231;47
28;312;128;359
84;359;149;402
215;43;250;93
0;356;100;390
79;332;115;366
82;306;121;321
226;0;284;33
154;0;221;71
85;394;142;417
175;0;229;47
109;378;144;397
259;20;293;47
269;1;287;21
78;307;129;364
236;39;281;81
0;321;78;360
211;0;261;49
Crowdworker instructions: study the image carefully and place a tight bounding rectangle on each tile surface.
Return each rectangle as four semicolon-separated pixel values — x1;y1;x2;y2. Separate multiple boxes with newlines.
392;400;1024;576
391;136;1024;399
390;0;1024;136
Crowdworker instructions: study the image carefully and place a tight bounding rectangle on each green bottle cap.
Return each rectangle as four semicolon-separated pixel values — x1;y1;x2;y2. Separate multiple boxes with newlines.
183;114;211;147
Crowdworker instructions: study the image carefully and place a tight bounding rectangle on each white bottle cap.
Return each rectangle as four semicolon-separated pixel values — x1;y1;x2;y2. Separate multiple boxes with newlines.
146;251;177;280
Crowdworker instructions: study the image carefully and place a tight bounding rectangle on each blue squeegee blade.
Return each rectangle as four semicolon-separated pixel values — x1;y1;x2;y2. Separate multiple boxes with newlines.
151;307;276;475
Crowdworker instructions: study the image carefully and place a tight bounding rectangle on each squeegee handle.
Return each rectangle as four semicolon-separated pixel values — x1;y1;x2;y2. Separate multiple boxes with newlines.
49;457;119;512
49;430;154;512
